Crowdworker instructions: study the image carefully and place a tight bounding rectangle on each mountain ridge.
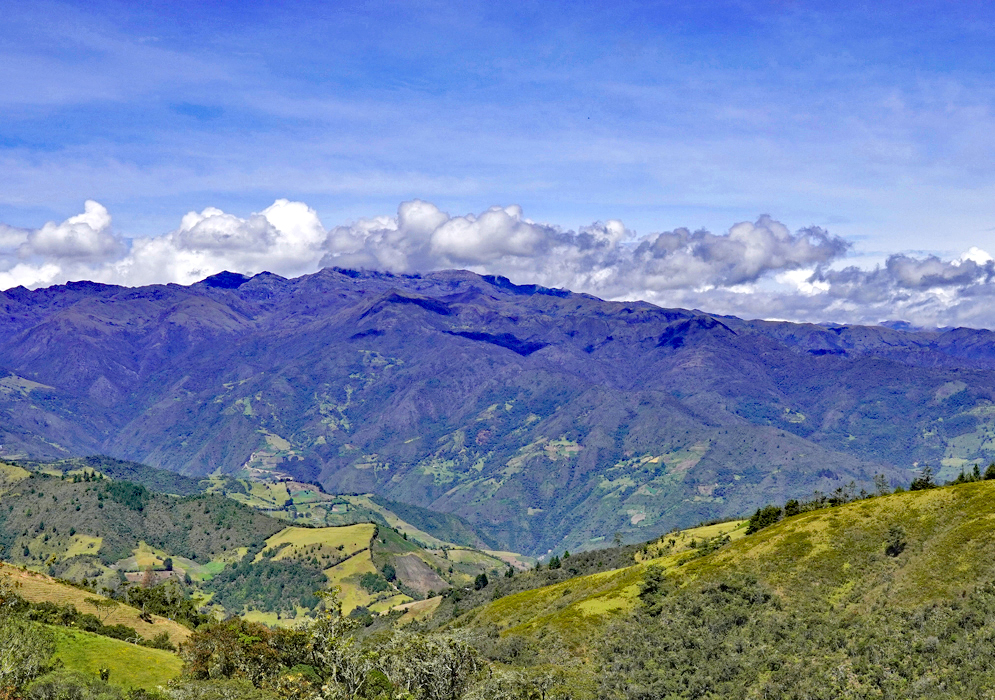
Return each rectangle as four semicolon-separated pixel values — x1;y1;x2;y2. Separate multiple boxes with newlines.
5;268;995;554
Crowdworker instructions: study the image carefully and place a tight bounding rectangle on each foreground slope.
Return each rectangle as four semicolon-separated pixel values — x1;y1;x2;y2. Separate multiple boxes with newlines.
9;269;995;551
461;479;995;644
51;627;183;689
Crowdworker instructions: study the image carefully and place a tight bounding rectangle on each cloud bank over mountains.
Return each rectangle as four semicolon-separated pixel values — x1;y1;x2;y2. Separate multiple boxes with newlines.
2;199;994;330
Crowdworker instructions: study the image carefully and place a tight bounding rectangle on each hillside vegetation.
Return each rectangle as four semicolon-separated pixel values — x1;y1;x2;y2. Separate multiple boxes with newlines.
441;479;995;698
5;478;995;700
0;461;522;623
461;481;995;637
0;467;284;589
13;455;499;551
0;563;190;646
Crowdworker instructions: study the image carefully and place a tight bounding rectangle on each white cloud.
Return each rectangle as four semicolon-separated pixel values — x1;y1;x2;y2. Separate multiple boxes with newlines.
8;198;995;330
0;262;62;291
20;200;122;260
111;199;328;286
429;205;551;262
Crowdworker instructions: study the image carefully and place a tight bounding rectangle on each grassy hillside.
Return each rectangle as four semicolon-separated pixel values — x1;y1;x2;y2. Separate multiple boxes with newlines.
368;494;498;548
0;461;30;493
6;457;503;557
0;461;532;621
206;476;498;550
51;626;182;689
19;456;208;496
458;479;995;644
1;562;191;646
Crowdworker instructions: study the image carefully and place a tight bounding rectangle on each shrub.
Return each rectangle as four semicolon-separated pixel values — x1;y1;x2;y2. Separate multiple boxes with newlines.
885;525;907;557
359;573;390;594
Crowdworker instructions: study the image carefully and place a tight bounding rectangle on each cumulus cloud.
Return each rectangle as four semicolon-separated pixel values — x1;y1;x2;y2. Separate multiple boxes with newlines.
112;198;328;286
632;217;849;289
21;200;123;260
6;198;995;329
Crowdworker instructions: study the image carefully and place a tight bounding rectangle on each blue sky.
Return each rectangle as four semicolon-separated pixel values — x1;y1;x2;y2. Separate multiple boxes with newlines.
3;1;995;327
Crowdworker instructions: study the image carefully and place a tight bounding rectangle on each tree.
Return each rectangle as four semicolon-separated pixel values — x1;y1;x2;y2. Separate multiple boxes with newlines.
638;565;669;617
377;632;482;700
910;466;936;491
548;556;561;570
874;473;891;496
985;463;995;480
885;525;907;557
84;597;117;624
179;618;288;686
474;573;489;590
359;573;390;593
746;505;783;534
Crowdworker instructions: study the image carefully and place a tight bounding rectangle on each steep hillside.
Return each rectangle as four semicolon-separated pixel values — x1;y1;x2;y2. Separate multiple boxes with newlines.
0;469;284;585
7;269;995;552
447;480;995;698
4;456;499;554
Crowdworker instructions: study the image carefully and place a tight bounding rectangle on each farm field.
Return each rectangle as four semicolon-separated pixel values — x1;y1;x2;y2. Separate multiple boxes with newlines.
257;524;375;563
393;595;443;623
323;550;380;612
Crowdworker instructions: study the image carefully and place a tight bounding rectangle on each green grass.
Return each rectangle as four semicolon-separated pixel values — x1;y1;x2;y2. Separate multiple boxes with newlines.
50;626;183;689
0;461;30;493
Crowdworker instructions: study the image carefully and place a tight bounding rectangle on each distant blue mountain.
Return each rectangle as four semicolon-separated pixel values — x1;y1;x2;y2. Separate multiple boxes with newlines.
3;268;995;554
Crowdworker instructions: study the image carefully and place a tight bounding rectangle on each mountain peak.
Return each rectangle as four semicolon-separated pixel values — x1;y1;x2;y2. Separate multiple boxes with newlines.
198;271;250;289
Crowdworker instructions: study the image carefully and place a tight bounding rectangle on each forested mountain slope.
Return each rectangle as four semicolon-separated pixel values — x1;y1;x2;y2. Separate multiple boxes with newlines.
5;268;995;553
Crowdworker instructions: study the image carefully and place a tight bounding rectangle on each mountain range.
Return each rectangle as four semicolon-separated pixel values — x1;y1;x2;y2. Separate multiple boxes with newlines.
4;267;995;554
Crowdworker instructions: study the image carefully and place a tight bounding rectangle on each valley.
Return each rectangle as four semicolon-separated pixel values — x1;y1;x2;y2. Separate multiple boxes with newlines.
5;456;995;699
